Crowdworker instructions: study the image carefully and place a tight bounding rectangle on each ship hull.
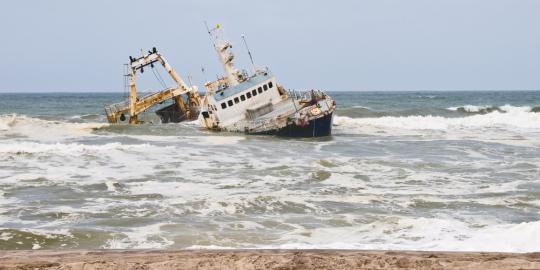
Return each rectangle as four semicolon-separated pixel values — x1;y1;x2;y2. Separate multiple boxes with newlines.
156;103;199;123
250;112;333;137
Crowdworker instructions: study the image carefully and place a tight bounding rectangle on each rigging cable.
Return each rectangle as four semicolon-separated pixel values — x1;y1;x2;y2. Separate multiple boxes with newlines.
123;64;129;99
151;65;167;89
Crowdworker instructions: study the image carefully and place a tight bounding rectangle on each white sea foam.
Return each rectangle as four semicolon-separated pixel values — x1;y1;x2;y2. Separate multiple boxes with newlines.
352;105;372;109
0;141;152;155
187;135;246;145
187;219;540;252
102;223;174;249
105;181;118;192
0;231;13;241
0;114;17;131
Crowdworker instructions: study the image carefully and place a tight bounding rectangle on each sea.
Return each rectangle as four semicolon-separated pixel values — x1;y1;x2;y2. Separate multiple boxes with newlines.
0;91;539;252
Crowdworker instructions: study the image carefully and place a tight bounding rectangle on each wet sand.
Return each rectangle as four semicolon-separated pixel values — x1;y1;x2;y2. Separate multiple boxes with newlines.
0;250;539;270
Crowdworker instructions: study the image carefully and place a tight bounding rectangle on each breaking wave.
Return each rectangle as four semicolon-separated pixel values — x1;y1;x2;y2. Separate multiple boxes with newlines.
447;104;540;114
0;114;17;131
0;141;153;155
0;114;108;139
334;105;540;132
188;219;540;252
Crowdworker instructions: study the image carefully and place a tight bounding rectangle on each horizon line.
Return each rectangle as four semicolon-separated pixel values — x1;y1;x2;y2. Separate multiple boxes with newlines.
0;89;539;94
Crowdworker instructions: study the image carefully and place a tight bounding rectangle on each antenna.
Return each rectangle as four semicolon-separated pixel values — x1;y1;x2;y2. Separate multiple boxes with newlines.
204;21;211;36
204;21;216;47
241;34;256;73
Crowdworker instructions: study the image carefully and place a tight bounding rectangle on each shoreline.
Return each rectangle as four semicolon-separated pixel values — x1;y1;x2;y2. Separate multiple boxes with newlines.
1;250;539;269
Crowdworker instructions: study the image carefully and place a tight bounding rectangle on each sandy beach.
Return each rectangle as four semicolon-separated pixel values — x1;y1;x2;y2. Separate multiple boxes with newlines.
0;250;539;270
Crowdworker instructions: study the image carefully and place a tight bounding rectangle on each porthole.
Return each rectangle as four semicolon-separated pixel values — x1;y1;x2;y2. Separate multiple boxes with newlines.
268;82;273;88
252;89;257;96
240;95;246;101
247;92;252;98
228;100;233;106
263;85;268;91
234;97;239;104
221;103;227;109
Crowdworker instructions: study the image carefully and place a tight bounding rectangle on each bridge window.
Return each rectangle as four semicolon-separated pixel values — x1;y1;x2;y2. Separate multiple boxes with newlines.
252;89;257;96
221;102;227;109
240;95;246;101
269;81;273;88
228;100;233;107
246;92;252;98
234;97;239;104
263;85;268;91
258;87;263;93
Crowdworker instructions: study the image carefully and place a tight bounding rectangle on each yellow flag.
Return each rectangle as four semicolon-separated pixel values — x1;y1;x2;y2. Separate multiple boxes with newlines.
216;23;220;29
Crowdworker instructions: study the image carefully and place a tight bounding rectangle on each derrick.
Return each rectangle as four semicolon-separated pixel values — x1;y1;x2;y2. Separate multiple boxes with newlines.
104;47;200;124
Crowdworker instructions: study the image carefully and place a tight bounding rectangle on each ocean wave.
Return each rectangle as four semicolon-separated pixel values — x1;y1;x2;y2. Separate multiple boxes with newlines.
447;104;539;114
351;105;372;110
186;219;540;252
285;218;540;252
416;95;439;99
0;141;153;155
447;105;499;113
334;107;540;132
0;114;108;140
337;104;540;119
69;113;104;121
0;114;17;131
102;223;174;249
0;227;74;250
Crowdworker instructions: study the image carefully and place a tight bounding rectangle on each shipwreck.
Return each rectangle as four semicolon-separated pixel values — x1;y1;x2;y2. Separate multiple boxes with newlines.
105;25;335;137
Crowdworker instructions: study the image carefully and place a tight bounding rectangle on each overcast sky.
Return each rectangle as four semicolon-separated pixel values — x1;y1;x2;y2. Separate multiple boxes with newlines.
1;0;539;92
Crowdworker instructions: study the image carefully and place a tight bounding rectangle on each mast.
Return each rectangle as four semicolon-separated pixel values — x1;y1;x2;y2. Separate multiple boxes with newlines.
241;34;256;73
206;23;240;87
128;63;138;124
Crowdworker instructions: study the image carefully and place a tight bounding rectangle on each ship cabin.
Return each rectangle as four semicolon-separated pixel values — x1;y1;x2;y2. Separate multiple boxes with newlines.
201;69;287;128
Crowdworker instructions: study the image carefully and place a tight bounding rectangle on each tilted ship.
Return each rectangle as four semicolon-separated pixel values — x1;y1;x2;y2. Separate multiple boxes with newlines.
105;25;335;137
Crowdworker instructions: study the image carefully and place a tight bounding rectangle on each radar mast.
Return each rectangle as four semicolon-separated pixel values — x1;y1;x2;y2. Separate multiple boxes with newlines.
206;23;241;87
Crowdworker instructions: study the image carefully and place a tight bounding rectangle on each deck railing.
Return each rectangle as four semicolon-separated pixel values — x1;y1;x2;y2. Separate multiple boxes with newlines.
287;89;325;101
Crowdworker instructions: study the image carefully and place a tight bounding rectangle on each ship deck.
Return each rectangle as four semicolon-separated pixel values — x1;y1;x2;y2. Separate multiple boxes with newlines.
254;98;301;121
